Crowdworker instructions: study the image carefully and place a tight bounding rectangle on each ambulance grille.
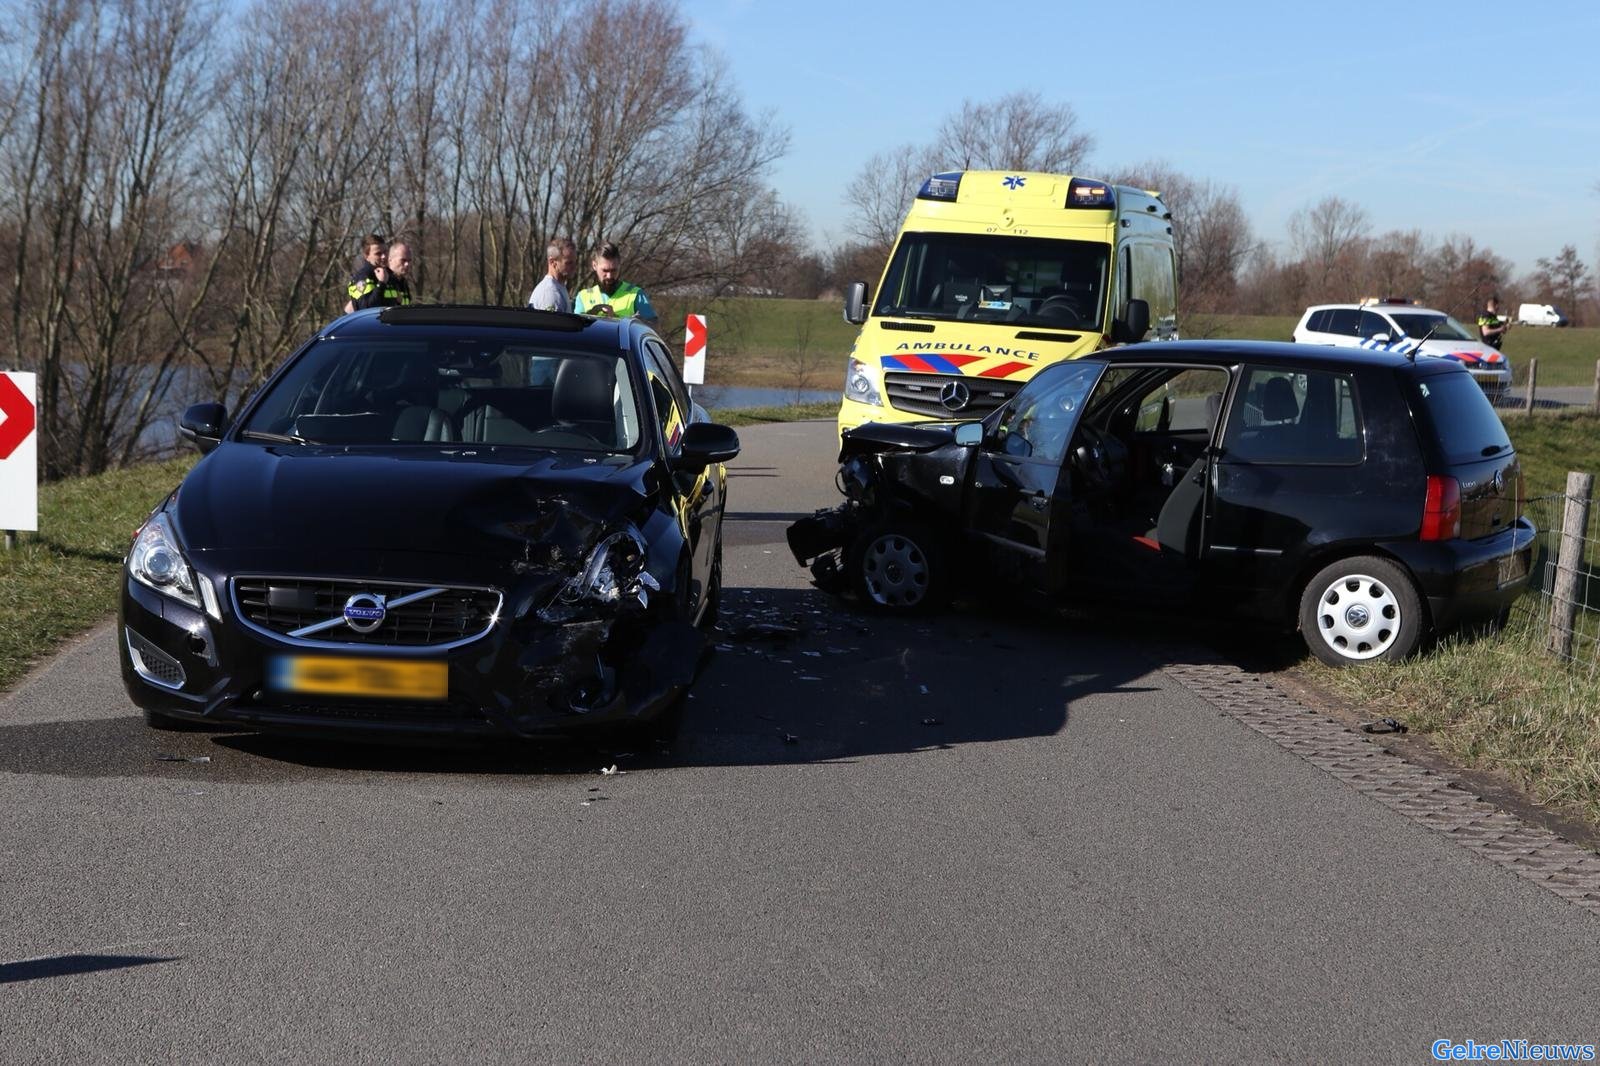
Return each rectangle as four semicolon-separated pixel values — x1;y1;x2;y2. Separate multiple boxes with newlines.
885;372;1023;418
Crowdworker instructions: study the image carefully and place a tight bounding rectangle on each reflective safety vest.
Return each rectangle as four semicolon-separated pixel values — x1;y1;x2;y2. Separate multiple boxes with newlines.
347;261;379;305
574;280;646;318
378;276;411;307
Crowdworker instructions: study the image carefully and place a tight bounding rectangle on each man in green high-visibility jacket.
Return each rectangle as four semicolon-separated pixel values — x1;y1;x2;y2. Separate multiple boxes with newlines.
572;241;656;324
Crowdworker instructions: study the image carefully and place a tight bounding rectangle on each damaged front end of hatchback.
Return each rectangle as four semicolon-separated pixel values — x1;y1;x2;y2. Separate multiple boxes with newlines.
786;421;979;599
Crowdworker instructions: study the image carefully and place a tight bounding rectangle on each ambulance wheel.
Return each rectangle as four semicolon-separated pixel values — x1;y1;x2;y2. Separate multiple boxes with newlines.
847;522;949;613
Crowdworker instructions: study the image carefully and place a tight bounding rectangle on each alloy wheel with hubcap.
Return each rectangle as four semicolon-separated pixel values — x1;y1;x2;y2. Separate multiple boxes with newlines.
1298;555;1424;666
849;523;946;613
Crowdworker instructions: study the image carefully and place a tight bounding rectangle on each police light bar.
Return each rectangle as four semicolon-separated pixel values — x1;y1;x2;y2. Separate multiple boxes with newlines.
917;172;963;202
1065;178;1114;209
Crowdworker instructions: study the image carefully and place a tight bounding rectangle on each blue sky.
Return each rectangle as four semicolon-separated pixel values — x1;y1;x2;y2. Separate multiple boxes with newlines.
684;0;1600;274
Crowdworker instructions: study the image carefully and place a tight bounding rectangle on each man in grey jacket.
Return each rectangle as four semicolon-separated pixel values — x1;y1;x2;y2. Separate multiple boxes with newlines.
527;236;577;312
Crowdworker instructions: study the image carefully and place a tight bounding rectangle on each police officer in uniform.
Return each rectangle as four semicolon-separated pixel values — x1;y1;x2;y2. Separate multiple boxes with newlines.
1478;294;1509;349
354;241;414;309
344;233;387;313
572;241;656;324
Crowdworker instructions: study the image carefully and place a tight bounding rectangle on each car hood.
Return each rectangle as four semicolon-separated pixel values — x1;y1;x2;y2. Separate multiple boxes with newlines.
1415;339;1509;369
173;443;652;567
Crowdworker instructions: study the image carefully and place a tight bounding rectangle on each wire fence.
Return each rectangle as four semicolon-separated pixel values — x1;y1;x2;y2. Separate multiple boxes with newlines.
1518;479;1600;670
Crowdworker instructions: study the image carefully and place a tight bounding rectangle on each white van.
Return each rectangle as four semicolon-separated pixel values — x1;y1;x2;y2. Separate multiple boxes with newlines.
1517;303;1568;327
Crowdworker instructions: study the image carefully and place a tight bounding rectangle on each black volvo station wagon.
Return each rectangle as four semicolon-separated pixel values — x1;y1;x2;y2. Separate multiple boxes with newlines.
119;306;739;739
788;341;1535;666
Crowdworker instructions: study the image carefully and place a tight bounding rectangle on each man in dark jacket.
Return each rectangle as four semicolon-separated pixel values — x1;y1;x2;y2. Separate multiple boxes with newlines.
344;234;387;313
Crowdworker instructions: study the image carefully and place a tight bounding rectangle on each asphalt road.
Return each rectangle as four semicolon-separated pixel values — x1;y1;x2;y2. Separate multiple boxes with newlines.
3;420;1599;1063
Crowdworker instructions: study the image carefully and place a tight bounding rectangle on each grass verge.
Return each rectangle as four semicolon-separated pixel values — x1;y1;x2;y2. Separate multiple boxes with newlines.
705;401;837;427
1304;610;1600;824
0;457;194;694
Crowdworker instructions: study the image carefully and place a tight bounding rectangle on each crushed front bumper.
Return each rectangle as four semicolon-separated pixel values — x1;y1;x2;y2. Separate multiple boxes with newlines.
119;573;705;742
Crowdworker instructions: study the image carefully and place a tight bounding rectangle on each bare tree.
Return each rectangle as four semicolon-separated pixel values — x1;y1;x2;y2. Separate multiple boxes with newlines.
202;0;385;404
1112;162;1253;319
0;0;218;477
934;91;1094;174
1364;229;1429;303
843;142;937;248
1532;245;1590;325
1288;196;1371;298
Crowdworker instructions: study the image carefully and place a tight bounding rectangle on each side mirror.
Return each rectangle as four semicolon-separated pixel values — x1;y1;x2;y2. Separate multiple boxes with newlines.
179;402;228;453
953;422;983;447
1114;298;1150;344
843;281;869;326
672;422;741;471
1370;332;1390;343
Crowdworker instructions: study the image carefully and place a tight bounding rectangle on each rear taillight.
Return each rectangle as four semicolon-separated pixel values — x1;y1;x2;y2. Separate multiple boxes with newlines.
1421;475;1461;541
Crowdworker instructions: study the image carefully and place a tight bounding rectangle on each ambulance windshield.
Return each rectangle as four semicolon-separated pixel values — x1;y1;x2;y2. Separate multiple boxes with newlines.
873;233;1109;331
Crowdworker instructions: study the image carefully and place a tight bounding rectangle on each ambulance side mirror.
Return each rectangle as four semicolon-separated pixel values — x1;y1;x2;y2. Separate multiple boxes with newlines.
1114;299;1150;343
844;281;869;326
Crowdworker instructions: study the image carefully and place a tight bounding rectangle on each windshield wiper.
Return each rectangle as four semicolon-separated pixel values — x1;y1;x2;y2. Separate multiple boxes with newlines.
240;429;309;445
881;308;947;320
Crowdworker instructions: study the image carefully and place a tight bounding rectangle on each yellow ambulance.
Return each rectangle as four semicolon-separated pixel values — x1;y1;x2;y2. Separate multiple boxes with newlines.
838;170;1178;434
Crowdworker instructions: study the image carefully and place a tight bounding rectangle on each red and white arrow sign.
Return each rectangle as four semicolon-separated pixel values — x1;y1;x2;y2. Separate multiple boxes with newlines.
0;371;38;532
683;313;706;385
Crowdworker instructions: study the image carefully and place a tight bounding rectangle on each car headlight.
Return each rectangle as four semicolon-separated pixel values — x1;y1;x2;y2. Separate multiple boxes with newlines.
128;512;202;611
845;357;882;407
559;527;660;608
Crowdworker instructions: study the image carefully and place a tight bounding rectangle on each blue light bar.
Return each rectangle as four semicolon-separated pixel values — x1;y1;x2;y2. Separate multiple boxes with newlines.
917;172;963;202
1065;177;1114;209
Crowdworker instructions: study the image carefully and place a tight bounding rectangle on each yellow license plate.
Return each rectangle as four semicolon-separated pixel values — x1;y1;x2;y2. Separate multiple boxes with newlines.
270;656;448;701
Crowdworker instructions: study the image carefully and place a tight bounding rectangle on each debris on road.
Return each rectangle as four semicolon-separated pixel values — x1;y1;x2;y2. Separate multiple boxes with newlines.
730;622;802;642
600;764;624;775
154;754;211;764
1361;717;1409;735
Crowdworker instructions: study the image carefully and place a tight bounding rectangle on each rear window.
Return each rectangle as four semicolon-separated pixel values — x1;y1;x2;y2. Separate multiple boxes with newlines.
1409;371;1512;464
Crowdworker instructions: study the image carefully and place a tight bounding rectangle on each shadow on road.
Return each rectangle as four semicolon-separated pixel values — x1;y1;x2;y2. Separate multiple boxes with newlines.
0;585;1268;785
0;954;178;985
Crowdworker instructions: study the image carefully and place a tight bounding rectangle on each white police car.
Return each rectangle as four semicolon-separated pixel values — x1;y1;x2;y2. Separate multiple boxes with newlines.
1292;300;1511;400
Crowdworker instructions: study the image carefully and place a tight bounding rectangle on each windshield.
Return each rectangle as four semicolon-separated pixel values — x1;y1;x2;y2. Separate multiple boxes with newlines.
239;335;642;452
873;232;1109;331
1389;312;1476;342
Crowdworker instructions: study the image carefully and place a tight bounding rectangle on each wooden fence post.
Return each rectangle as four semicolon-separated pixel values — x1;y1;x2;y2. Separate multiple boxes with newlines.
1524;357;1538;415
3;530;14;551
1547;470;1595;659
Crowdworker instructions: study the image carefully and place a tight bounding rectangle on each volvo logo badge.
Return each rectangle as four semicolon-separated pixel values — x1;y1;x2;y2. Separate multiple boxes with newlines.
939;380;971;412
342;592;388;633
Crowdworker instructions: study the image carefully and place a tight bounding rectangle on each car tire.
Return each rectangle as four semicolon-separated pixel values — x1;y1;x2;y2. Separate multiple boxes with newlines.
143;707;207;731
846;522;948;613
1298;556;1424;667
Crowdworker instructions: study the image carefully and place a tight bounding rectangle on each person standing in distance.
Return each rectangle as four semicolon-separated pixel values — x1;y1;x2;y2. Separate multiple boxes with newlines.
527;236;577;312
354;240;414;309
1478;294;1510;349
344;234;387;313
572;241;656;324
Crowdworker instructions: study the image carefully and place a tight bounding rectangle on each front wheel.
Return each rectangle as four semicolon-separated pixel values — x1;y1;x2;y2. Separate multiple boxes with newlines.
1298;556;1424;667
846;522;948;613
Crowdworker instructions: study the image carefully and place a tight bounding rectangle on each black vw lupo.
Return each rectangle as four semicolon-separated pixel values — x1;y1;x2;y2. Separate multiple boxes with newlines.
788;341;1536;666
119;306;739;739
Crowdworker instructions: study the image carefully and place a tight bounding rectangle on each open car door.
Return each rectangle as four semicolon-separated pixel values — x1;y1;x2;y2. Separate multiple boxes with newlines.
967;361;1105;594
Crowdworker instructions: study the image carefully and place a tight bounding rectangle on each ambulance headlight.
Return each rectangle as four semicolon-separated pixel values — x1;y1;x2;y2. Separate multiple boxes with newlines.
845;358;882;407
